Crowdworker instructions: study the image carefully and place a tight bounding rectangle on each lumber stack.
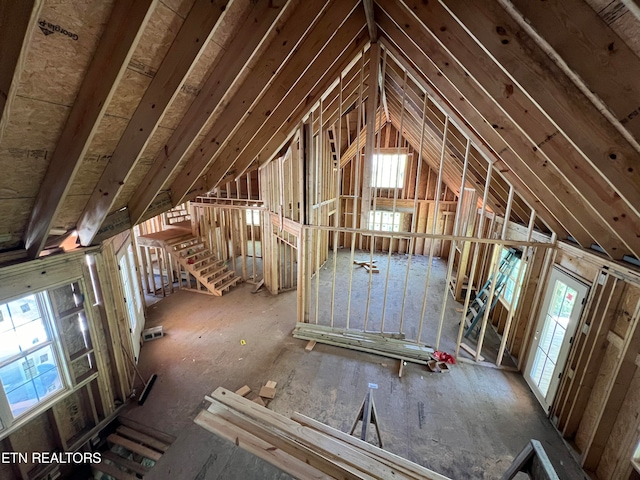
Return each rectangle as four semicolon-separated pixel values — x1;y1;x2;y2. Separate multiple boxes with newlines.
195;387;450;480
293;324;434;364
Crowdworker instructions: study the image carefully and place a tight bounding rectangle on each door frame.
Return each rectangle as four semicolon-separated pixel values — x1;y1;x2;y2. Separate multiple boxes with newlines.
524;266;589;412
116;240;145;362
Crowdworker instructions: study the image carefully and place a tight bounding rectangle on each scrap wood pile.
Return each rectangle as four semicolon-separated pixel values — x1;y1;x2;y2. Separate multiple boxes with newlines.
195;387;451;480
353;259;379;273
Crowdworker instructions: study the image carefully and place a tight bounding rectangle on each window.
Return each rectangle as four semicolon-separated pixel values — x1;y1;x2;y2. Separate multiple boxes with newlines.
501;248;526;306
0;281;95;427
246;209;261;226
368;211;401;232
0;294;64;418
371;153;407;188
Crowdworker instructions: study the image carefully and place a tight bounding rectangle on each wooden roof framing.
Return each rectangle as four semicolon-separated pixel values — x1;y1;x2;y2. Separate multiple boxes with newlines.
1;0;640;262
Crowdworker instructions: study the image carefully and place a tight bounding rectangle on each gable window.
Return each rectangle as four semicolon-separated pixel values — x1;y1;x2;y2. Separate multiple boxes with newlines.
368;211;401;232
246;209;261;226
0;294;64;419
371;153;407;188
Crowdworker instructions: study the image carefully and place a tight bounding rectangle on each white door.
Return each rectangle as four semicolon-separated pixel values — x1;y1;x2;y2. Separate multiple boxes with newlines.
525;267;588;412
117;243;145;362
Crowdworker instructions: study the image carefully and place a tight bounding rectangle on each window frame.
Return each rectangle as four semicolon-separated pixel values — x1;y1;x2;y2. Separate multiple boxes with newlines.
368;210;402;232
499;247;526;308
0;278;97;430
371;150;408;189
245;208;261;226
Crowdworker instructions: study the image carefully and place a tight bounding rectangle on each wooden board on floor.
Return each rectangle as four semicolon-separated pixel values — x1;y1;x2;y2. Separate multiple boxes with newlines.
235;385;251;397
460;342;485;362
116;425;170;452
259;386;276;399
107;434;163;461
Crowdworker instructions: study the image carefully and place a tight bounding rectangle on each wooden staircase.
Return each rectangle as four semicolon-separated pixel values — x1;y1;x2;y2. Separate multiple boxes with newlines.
168;236;241;296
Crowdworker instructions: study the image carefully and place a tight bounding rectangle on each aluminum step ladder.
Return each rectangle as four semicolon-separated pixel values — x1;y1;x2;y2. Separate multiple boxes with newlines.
464;248;521;338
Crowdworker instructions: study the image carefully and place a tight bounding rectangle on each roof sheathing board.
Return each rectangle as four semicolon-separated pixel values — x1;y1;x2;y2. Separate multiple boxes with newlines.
0;0;114;250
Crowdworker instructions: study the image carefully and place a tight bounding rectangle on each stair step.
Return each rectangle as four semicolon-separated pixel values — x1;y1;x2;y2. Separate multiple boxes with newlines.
204;264;228;280
192;254;216;266
183;247;208;260
165;234;196;247
215;276;241;293
210;270;234;285
174;241;202;253
196;259;224;273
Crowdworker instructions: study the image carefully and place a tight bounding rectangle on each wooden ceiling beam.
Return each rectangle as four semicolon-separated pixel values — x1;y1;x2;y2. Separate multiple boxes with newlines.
24;0;156;257
385;46;533;226
202;4;366;189
436;0;640;256
0;0;42;136
126;0;287;226
387;0;631;257
377;21;572;240
75;0;228;246
363;0;377;42
233;27;369;183
169;0;343;205
319;60;369;130
506;0;640;146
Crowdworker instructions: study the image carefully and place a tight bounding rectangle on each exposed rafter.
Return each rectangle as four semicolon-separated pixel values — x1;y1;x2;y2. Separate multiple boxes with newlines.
386;0;636;258
127;0;286;226
380;40;562;235
363;0;378;41
378;5;588;245
169;0;342;205
237;35;369;180
24;0;157;257
76;0;229;246
505;0;640;146
0;0;42;135
438;0;640;256
205;6;366;188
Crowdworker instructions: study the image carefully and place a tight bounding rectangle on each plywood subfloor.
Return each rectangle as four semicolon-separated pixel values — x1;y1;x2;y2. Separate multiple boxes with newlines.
122;284;587;480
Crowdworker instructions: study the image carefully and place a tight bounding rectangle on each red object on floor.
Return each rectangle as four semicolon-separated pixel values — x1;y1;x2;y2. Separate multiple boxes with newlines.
433;350;456;364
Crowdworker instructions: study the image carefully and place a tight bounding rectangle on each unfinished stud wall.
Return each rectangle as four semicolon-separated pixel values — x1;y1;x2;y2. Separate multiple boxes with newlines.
339;123;457;255
541;243;640;479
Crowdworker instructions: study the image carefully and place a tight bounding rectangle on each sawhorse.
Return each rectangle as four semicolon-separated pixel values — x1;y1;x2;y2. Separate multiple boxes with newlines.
349;387;383;448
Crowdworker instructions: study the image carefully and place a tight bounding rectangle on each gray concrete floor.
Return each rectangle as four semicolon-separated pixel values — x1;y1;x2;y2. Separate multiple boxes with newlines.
123;281;588;480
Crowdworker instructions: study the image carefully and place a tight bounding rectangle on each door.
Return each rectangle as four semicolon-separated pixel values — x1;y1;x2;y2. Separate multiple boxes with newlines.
117;242;145;362
525;267;588;412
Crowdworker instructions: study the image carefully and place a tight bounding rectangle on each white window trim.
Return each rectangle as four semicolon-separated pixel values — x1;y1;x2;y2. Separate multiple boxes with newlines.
0;291;69;427
0;277;97;435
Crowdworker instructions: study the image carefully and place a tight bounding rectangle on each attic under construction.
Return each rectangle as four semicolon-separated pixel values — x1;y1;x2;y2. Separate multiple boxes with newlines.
1;0;640;479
